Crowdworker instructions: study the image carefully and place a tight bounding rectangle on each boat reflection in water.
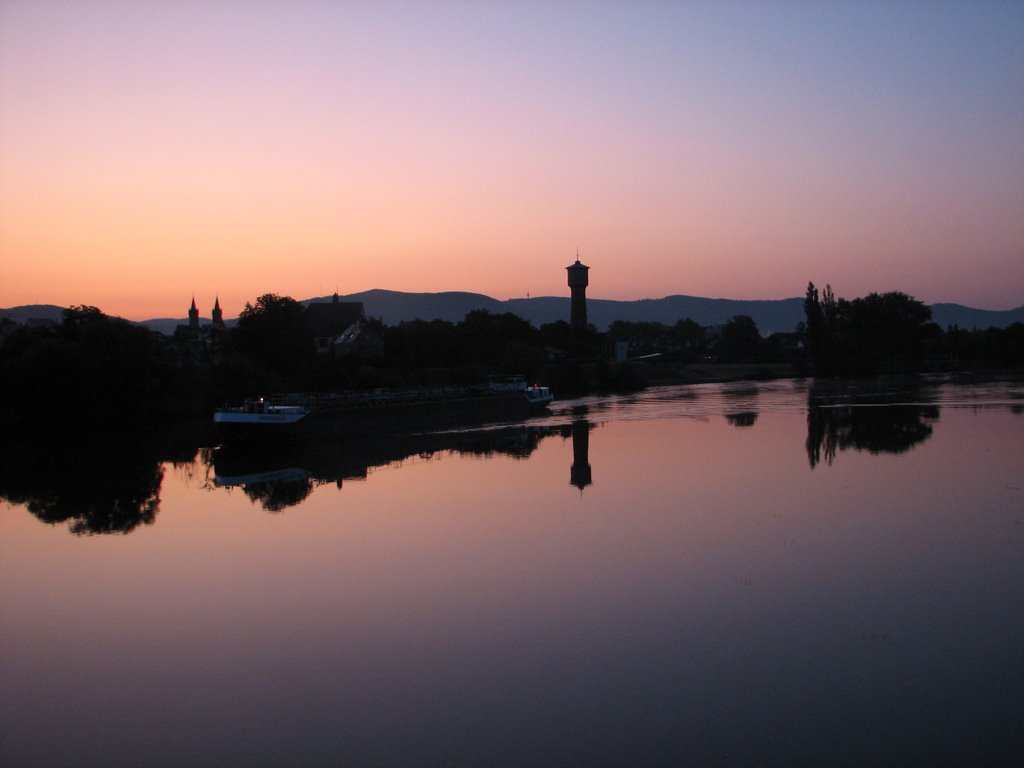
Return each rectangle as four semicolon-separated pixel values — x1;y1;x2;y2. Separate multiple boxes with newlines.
216;380;952;513
3;377;1023;767
0;376;997;528
209;422;570;512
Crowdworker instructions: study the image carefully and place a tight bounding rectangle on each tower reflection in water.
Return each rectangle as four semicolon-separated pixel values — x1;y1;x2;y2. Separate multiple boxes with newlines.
569;418;593;491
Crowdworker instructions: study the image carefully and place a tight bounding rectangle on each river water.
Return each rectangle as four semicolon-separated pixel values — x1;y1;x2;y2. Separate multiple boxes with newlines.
2;376;1022;766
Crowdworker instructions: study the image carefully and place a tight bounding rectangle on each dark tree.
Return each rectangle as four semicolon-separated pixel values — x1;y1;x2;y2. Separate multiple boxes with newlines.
0;304;167;429
382;319;460;370
63;304;106;326
804;285;933;375
839;291;932;371
804;282;824;362
230;294;311;388
672;319;707;362
717;315;764;363
804;282;842;375
458;310;538;365
538;320;574;353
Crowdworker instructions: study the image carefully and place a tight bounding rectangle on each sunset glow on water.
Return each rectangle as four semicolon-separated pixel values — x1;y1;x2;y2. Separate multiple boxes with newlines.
2;380;1022;766
2;4;1022;764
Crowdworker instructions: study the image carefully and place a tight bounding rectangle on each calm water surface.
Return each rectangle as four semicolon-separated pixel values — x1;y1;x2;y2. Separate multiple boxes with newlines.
2;377;1022;767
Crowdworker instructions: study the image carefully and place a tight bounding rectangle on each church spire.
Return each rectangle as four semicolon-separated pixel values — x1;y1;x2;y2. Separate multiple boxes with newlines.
212;295;224;328
188;295;199;331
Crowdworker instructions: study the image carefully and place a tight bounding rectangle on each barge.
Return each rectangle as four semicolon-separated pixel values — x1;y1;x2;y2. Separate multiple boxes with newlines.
213;376;552;439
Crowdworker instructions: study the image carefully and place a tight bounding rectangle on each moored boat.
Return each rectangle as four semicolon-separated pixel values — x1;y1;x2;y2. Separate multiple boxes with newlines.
213;376;552;440
213;398;309;427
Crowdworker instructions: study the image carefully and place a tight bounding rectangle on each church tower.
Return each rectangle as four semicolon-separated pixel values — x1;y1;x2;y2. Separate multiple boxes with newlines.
212;296;224;329
566;255;590;331
188;296;199;332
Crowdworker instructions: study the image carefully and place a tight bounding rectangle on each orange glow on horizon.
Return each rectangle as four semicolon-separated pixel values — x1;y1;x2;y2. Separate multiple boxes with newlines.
2;2;1022;319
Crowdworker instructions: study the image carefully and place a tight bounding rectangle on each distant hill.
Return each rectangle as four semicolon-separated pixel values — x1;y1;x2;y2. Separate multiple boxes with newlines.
280;292;1024;334
4;294;1023;336
505;295;807;335
140;317;199;335
306;289;506;325
929;303;1024;330
318;290;1023;336
138;317;240;335
0;305;224;336
0;304;65;323
301;290;806;335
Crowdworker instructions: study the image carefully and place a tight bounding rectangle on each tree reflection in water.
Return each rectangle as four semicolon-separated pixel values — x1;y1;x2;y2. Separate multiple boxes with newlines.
806;382;940;468
243;476;315;512
726;411;759;428
211;424;562;513
0;434;168;534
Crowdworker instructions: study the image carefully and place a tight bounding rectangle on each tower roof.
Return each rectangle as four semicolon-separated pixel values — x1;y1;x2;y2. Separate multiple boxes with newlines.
305;301;365;336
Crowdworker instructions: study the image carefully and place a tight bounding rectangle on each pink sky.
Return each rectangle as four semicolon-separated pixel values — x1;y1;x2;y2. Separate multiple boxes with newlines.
1;1;1022;320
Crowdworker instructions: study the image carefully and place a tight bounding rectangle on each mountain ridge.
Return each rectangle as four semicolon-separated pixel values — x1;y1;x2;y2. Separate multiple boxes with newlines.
3;292;1023;337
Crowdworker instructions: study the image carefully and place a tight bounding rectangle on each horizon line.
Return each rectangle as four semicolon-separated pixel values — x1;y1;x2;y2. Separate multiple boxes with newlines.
3;288;1023;325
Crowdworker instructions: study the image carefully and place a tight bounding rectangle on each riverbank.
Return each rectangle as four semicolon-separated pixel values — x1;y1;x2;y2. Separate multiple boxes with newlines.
627;361;799;387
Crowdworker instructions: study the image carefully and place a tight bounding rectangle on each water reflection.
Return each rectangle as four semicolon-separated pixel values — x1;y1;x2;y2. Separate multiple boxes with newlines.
805;381;940;468
210;425;563;512
569;418;593;490
241;472;316;512
0;430;196;535
725;411;758;427
7;377;1020;530
722;382;760;428
4;378;1023;766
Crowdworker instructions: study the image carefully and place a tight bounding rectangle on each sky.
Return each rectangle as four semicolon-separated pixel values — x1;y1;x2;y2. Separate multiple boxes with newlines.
1;1;1022;320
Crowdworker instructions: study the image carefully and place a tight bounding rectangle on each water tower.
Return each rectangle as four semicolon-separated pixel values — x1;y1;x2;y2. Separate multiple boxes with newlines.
566;256;590;331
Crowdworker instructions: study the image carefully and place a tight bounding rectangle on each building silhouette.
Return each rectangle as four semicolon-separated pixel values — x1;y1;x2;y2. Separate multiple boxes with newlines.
188;296;199;333
177;296;228;343
305;292;374;355
212;296;225;330
566;256;590;331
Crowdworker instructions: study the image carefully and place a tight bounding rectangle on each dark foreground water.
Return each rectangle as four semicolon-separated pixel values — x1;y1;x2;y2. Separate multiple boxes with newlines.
2;377;1022;767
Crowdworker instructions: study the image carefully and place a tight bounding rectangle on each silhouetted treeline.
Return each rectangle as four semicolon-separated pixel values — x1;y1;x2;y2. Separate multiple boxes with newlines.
217;298;623;397
933;322;1024;370
0;306;201;432
606;315;803;366
3;291;1020;437
804;282;1024;376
